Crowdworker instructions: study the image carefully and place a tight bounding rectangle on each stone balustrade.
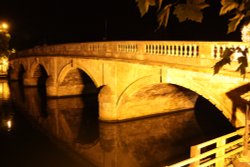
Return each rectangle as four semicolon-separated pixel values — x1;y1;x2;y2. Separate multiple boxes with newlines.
11;41;250;62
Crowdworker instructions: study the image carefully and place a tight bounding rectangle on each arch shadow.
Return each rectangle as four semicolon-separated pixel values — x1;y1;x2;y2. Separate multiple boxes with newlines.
194;96;235;139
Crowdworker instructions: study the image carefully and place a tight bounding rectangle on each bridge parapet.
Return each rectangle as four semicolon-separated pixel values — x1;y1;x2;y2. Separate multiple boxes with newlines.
11;41;249;60
10;41;250;75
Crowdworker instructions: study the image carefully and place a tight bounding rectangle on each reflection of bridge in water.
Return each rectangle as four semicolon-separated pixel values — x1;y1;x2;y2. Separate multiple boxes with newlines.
0;57;8;77
9;41;250;128
10;81;216;167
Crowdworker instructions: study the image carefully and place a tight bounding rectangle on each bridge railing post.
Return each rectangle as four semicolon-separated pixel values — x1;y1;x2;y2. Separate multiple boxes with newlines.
215;138;226;167
190;145;200;167
243;103;250;157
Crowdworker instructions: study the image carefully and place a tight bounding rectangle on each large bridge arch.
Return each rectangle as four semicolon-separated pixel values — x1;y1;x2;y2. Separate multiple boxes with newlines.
113;74;198;121
116;74;160;107
167;77;229;116
112;68;244;126
165;68;246;127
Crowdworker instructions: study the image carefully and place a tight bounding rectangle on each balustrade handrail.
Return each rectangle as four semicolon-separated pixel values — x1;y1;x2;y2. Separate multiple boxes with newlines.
10;41;250;61
165;128;246;167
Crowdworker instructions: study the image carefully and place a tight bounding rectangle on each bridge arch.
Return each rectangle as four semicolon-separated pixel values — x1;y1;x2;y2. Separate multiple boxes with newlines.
115;74;198;121
114;71;236;125
21;62;49;87
54;62;101;96
30;61;49;78
166;76;233;125
116;75;160;107
57;62;100;87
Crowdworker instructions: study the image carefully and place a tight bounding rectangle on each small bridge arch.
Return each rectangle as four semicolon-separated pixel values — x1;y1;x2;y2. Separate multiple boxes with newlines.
30;60;49;78
55;61;103;96
57;61;100;87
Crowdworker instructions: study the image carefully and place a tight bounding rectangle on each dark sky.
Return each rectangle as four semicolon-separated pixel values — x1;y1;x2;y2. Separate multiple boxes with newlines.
0;0;242;50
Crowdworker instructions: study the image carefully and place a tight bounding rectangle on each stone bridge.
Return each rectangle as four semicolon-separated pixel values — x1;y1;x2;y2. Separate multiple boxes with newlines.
8;41;250;127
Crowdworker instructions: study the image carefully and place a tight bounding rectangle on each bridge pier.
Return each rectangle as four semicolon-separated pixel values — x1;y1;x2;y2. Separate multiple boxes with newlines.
23;77;39;86
45;77;58;97
9;71;19;81
98;86;118;121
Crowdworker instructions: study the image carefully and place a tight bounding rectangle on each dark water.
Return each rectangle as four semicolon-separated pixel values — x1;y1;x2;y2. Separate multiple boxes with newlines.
0;79;235;167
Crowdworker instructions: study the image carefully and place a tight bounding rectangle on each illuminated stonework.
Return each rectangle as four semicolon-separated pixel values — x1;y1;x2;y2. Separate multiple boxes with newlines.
9;41;250;127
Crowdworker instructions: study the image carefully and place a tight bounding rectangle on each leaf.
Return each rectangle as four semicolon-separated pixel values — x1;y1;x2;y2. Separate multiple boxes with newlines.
213;47;234;75
227;13;245;33
235;48;248;78
244;11;250;24
157;0;163;10
220;0;239;15
173;0;209;23
238;2;246;12
157;4;171;28
136;0;157;16
246;10;250;17
173;4;201;22
187;0;210;10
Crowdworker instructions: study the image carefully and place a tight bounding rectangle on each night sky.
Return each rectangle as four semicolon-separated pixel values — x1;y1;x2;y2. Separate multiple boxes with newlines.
0;0;242;50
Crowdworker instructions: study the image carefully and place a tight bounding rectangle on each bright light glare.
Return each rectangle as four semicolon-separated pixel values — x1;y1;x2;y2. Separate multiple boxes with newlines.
2;59;8;65
0;57;9;73
1;23;8;30
7;120;12;129
0;22;9;32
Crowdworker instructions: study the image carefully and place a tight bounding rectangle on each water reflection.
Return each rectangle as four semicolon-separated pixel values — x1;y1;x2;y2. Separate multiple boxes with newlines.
0;79;10;100
8;81;217;167
0;79;13;132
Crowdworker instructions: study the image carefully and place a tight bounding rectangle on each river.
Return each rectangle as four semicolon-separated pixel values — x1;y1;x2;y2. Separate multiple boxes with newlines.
0;79;235;167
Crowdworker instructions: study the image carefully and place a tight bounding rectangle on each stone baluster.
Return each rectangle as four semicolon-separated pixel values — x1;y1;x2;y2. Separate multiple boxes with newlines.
162;45;165;54
173;45;176;56
170;45;173;55
166;45;169;55
212;45;217;59
184;45;187;56
193;44;197;57
158;45;161;54
179;45;183;56
186;45;190;57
